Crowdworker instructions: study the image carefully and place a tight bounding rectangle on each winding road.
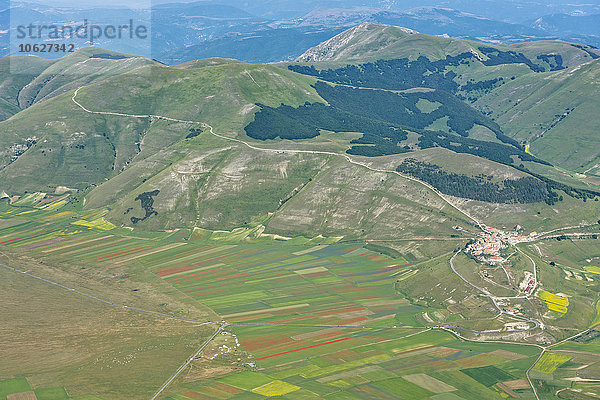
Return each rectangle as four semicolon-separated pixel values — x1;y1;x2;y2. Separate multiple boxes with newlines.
58;87;598;398
448;250;541;330
72;87;484;229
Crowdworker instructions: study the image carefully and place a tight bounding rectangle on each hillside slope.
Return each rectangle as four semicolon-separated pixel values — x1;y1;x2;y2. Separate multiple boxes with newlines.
292;23;600;178
0;48;157;122
0;58;322;191
296;22;599;64
0;36;598;238
474;59;600;170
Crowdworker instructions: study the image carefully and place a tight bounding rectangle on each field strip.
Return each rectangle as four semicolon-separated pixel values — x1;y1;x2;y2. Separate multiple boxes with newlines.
359;299;408;307
291;327;341;341
317;366;381;383
0;223;50;240
58;237;129;256
93;247;154;262
292;245;324;256
403;373;457;393
0;236;27;244
294;266;328;275
112;242;188;264
0;229;43;242
360;313;397;324
160;264;226;278
74;240;143;258
242;272;296;284
72;88;483;228
254;337;352;361
40;235;105;252
150;252;219;270
149;245;237;269
223;303;311;319
349;329;431;352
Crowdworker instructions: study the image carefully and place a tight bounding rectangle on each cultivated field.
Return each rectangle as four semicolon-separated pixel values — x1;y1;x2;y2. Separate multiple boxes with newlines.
1;199;599;399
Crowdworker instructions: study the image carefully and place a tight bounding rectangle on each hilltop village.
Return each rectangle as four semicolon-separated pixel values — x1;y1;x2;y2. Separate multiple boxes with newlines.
466;226;536;266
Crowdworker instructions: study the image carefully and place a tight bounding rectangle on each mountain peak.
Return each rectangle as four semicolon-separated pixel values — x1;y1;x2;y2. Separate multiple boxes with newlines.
296;23;418;62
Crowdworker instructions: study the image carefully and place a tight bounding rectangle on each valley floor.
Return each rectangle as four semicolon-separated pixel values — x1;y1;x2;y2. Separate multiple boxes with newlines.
0;197;599;399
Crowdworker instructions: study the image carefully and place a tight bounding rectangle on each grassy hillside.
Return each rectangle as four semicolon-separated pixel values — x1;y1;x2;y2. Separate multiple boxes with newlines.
0;56;55;120
0;50;478;239
75;61;323;133
292;23;600;177
0;91;151;191
476;59;600;172
0;58;323;190
296;22;600;65
0;36;598;238
17;48;157;108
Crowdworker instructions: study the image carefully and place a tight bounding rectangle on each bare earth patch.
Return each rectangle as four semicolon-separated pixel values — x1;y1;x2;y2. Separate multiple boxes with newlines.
7;392;37;400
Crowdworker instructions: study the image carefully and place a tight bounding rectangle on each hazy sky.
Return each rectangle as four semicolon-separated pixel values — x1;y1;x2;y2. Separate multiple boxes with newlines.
19;0;208;6
20;0;153;7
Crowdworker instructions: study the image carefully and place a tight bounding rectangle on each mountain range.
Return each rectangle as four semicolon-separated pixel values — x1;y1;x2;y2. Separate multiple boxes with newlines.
1;24;599;240
2;0;600;64
2;16;600;399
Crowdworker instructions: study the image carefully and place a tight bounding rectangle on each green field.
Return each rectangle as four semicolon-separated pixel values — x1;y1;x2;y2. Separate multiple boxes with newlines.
460;366;514;387
0;378;31;398
2;200;585;399
0;202;544;399
1;188;599;399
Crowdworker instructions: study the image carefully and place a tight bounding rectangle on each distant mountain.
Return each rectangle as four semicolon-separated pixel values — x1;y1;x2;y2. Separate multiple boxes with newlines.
150;2;272;58
3;1;600;63
158;28;346;64
152;5;570;64
384;0;600;24
1;1;151;57
531;13;600;36
151;0;391;20
295;21;579;63
295;7;547;42
529;13;600;47
150;0;600;23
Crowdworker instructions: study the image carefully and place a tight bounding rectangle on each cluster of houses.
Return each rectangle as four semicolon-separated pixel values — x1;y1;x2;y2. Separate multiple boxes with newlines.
466;225;535;266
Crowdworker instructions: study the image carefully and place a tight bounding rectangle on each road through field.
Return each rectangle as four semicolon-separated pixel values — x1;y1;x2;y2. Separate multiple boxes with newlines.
66;87;600;398
150;324;225;400
4;247;597;399
448;250;541;330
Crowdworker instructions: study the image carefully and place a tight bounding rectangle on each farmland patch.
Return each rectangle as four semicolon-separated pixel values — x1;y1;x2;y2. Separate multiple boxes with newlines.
460;365;514;387
532;352;572;373
402;373;457;393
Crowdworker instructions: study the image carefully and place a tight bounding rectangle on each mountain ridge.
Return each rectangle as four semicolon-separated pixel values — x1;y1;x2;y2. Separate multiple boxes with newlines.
0;27;599;237
296;22;600;63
